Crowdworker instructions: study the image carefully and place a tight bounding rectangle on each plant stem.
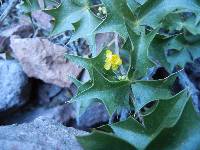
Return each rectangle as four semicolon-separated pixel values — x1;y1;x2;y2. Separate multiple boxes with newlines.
114;33;126;75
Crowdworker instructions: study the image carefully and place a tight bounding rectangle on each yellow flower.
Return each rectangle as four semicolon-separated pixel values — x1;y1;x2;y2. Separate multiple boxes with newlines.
104;50;122;71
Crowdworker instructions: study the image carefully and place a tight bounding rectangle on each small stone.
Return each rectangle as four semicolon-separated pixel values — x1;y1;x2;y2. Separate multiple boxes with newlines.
0;59;30;114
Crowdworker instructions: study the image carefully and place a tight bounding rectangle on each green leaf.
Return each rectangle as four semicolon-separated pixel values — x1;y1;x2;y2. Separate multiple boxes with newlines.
149;37;171;71
135;0;200;29
77;91;191;150
147;99;200;150
150;35;190;72
131;73;177;112
162;13;200;35
20;0;40;13
150;34;200;72
71;69;130;116
95;0;136;39
20;0;57;13
65;48;116;80
68;75;83;88
76;98;101;120
45;0;102;42
65;49;131;116
126;22;158;79
110;90;189;150
126;0;141;17
75;80;97;117
167;49;192;70
77;131;136;150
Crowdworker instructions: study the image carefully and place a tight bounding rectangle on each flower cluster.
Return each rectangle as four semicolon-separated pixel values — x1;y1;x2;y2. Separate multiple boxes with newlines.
104;50;122;71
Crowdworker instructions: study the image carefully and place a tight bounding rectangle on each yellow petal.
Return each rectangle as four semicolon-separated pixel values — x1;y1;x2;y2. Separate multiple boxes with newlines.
106;50;112;58
104;62;111;70
112;64;119;71
105;57;111;63
111;55;122;65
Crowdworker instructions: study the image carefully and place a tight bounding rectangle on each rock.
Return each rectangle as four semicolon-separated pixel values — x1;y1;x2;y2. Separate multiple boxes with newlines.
0;59;30;114
78;102;109;129
185;58;200;110
0;24;33;54
51;88;72;105
95;33;114;54
34;80;63;105
80;70;90;83
185;58;200;90
0;117;86;150
32;10;53;30
0;53;6;59
1;104;76;125
10;37;82;87
0;24;33;38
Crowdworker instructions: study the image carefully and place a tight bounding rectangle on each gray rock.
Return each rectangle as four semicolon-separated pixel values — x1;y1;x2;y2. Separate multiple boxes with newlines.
0;117;86;150
32;10;53;30
2;104;76;125
0;24;33;38
0;60;30;113
35;81;63;105
185;58;200;110
185;59;200;90
79;102;109;129
51;88;72;105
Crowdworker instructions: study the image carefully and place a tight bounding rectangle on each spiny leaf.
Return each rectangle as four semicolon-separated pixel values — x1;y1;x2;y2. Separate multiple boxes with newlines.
127;0;141;14
110;90;189;150
71;69;130;116
45;0;102;42
65;48;115;80
77;90;192;150
95;0;136;39
77;130;136;150
20;0;57;13
126;22;158;79
66;49;130;116
76;98;101;120
131;73;177;112
149;37;171;71
162;13;200;35
68;75;83;88
135;0;200;29
75;80;95;117
20;0;40;13
167;35;200;64
150;35;200;72
147;99;200;150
